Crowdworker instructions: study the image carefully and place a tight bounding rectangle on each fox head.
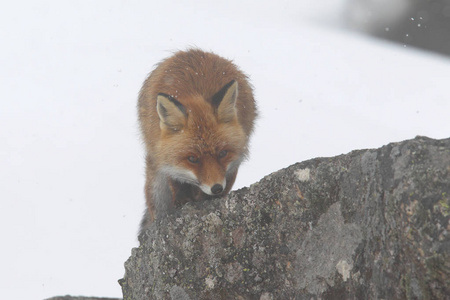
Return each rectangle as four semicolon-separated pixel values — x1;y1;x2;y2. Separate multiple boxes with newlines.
155;80;247;196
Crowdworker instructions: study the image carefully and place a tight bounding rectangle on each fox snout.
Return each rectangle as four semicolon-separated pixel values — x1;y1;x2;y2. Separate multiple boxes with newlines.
199;179;226;196
211;184;223;195
162;165;227;197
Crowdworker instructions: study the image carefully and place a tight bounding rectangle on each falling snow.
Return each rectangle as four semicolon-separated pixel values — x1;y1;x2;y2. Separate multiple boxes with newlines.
2;1;450;300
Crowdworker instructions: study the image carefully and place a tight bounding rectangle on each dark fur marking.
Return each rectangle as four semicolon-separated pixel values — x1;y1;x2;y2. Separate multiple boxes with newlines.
158;93;187;116
211;80;236;108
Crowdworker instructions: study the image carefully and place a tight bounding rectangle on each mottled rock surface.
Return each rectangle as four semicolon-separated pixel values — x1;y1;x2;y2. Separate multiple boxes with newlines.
120;136;450;299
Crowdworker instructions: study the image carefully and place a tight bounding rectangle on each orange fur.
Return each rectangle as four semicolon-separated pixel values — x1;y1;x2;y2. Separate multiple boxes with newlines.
138;49;257;231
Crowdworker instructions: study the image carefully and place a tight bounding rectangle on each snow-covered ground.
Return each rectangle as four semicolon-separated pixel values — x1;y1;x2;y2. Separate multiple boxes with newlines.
1;1;449;299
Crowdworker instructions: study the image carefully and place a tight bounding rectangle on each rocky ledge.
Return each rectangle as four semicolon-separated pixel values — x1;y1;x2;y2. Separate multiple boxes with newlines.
120;136;449;299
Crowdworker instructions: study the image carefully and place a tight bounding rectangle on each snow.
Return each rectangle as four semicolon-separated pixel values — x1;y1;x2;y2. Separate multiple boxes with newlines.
1;1;449;299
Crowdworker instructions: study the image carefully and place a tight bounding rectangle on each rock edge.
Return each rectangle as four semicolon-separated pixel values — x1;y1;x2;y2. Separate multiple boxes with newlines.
120;136;450;299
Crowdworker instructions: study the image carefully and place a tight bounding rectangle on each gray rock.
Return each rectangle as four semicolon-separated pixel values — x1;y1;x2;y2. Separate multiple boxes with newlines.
120;136;450;299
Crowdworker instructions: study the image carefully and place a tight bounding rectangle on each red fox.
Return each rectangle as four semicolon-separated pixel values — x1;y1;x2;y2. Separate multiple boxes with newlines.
138;49;257;232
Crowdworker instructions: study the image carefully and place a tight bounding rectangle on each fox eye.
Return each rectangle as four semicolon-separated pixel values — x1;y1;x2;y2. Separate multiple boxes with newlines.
188;156;199;163
218;150;228;159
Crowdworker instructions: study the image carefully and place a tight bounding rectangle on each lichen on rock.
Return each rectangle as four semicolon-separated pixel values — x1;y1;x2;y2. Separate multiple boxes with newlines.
120;136;450;299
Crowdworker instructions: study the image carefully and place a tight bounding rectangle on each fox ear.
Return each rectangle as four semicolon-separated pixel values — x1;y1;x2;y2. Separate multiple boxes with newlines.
212;80;238;123
156;93;187;131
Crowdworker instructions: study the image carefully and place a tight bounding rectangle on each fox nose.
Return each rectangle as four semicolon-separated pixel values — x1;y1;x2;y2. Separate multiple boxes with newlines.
211;184;224;195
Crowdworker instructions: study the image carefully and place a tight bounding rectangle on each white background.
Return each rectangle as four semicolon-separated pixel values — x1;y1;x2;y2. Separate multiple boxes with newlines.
1;1;449;299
